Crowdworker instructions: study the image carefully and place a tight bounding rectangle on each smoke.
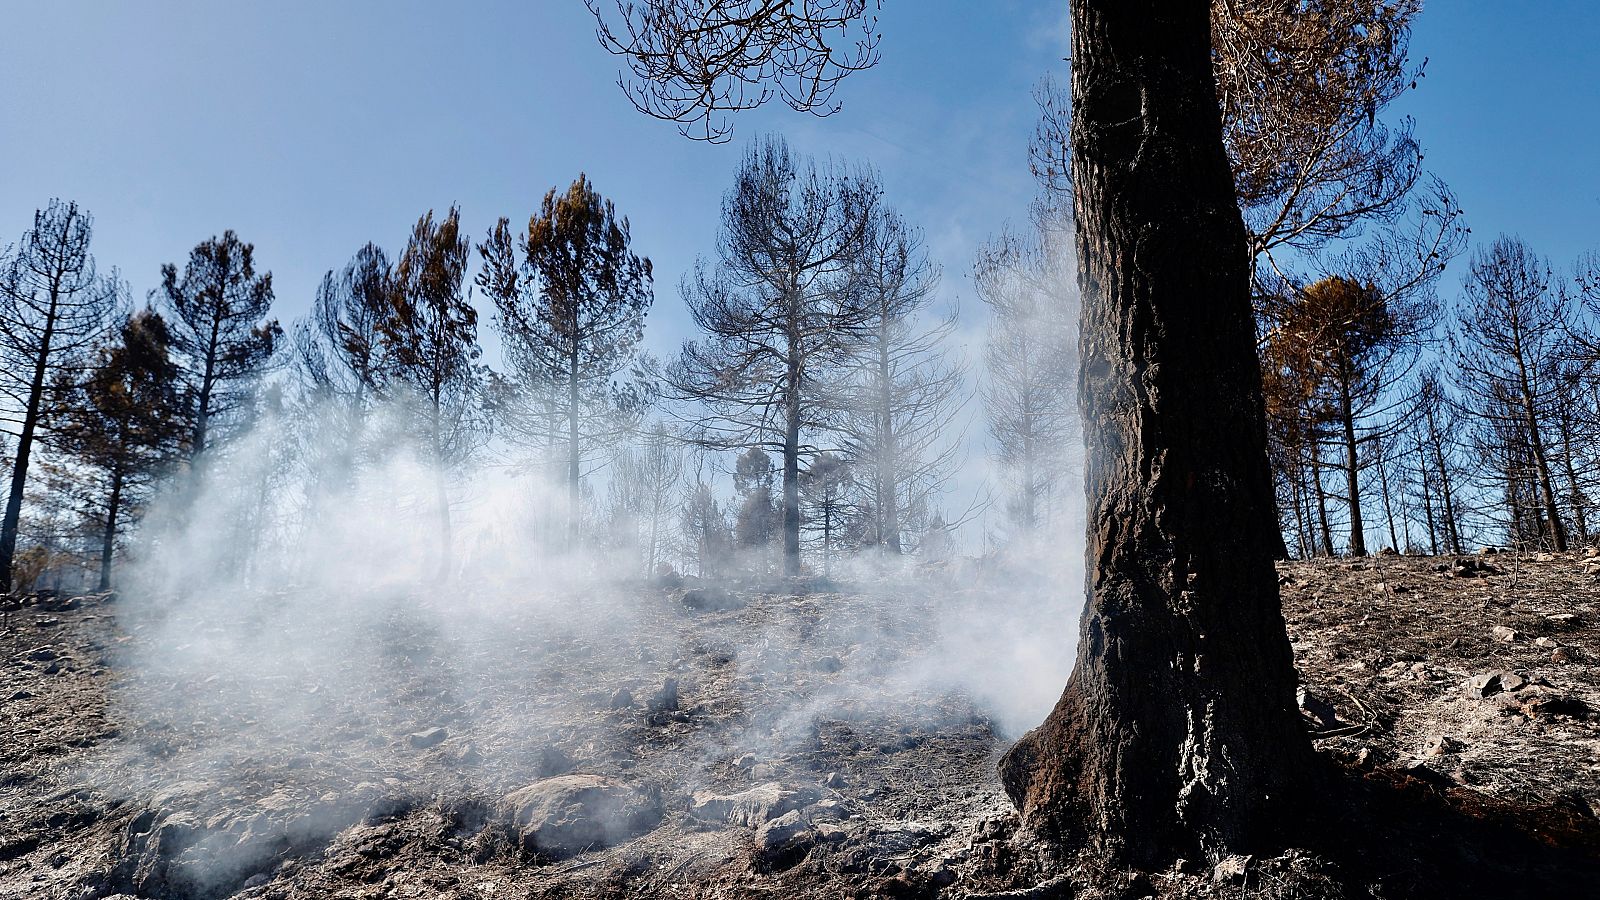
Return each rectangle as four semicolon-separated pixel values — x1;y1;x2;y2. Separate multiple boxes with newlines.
69;216;1086;897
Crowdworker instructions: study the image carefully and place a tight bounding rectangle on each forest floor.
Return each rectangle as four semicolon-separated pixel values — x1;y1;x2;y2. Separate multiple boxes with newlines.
2;551;1599;899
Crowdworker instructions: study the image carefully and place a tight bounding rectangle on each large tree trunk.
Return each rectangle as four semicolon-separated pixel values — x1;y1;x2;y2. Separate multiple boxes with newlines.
997;0;1314;865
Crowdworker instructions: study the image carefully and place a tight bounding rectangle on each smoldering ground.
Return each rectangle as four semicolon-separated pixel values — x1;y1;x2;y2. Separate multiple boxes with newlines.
50;388;1083;897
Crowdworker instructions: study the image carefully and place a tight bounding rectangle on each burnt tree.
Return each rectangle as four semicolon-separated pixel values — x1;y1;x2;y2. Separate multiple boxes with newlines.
995;1;1315;863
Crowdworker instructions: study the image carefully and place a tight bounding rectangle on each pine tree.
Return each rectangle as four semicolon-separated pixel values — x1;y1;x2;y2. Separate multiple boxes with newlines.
49;310;186;590
157;231;281;462
669;135;879;576
479;175;654;541
0;200;122;593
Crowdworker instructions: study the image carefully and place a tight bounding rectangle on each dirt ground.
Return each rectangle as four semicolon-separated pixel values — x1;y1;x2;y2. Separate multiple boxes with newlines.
2;551;1598;899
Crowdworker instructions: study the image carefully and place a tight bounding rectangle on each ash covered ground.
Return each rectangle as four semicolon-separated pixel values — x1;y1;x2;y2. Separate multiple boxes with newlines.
3;551;1599;899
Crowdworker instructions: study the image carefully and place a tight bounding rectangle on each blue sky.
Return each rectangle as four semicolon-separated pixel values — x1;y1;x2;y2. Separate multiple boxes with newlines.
3;3;1595;355
0;1;1062;365
2;2;1597;482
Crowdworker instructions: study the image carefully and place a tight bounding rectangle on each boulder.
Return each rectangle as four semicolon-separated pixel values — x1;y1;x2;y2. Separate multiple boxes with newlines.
498;775;663;859
1491;625;1519;643
689;783;822;827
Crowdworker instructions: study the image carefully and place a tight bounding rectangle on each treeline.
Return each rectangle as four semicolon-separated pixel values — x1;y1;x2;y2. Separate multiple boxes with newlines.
0;136;1078;593
1266;238;1600;557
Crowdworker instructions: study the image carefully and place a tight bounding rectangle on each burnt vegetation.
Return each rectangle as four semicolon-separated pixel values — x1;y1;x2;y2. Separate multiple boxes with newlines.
2;1;1599;898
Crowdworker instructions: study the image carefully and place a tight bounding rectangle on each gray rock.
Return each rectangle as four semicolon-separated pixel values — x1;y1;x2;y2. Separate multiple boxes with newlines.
1466;672;1506;698
1466;670;1526;698
1491;625;1519;643
608;687;634;709
498;775;663;859
753;809;814;870
407;727;448;749
689;783;822;827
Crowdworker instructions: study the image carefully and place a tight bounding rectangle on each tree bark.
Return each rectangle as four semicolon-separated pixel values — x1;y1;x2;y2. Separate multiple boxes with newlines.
1425;407;1463;556
1512;339;1567;550
997;0;1314;865
781;344;802;577
0;285;59;594
1311;442;1335;557
98;467;125;592
1336;363;1366;556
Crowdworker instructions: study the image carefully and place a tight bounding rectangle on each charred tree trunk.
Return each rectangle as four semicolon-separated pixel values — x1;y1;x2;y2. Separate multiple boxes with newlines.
1558;404;1588;544
1311;442;1335;557
99;468;125;592
0;317;53;595
1378;445;1400;553
997;0;1314;865
1336;363;1366;556
1417;435;1439;556
781;337;802;578
1513;350;1567;550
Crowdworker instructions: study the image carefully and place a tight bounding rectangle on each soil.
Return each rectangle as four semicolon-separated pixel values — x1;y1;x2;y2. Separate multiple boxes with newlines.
2;551;1598;899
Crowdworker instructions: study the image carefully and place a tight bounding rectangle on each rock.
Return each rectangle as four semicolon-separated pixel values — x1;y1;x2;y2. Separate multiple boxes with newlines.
813;655;843;674
1534;636;1557;648
823;771;846;789
1425;735;1466;757
647;677;679;713
1491;625;1519;643
733;753;757;770
9;689;35;701
1466;671;1526;698
1452;558;1504;577
498;775;664;859
1553;646;1576;664
26;646;57;661
753;809;814;871
1535;552;1555;562
407;727;448;749
1213;854;1252;884
1519;694;1591;721
689;783;822;827
680;586;743;612
607;688;634;710
1297;686;1339;729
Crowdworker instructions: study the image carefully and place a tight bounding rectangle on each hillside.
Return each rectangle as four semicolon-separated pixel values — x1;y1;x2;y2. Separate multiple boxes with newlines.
2;551;1598;899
